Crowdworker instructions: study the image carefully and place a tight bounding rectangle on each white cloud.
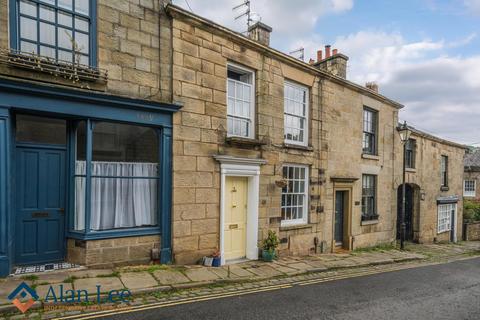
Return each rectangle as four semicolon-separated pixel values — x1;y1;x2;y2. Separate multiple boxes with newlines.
464;0;480;15
173;1;479;144
331;30;480;144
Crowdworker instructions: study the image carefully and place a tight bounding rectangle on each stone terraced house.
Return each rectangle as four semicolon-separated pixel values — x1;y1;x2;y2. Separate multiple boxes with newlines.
464;148;480;201
0;0;467;276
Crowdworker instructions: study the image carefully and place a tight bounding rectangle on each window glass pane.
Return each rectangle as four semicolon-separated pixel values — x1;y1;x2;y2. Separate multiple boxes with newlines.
92;122;158;168
20;17;37;41
58;28;73;49
74;176;85;231
75;32;89;53
40;45;55;59
58;11;72;27
39;5;55;21
76;121;86;161
90;177;158;231
58;0;73;10
40;22;55;45
75;16;89;32
78;54;89;65
40;0;55;5
58;49;73;62
75;0;89;15
20;0;37;17
16;114;66;144
21;41;37;54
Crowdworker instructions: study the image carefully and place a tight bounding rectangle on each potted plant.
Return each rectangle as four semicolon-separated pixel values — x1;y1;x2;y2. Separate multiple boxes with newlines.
261;230;280;262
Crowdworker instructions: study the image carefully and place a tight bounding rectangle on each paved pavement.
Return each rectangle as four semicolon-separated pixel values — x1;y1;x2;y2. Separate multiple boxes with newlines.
0;241;479;318
97;257;480;320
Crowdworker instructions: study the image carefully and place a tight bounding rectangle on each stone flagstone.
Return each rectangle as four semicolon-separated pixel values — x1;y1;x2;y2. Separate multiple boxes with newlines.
73;277;124;294
184;268;219;282
152;269;190;285
120;272;158;290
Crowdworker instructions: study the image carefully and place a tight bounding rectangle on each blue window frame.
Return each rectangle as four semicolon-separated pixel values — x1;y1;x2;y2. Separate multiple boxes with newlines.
9;0;97;67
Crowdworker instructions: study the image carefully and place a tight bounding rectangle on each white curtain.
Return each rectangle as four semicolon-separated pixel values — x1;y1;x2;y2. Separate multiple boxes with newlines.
75;161;158;231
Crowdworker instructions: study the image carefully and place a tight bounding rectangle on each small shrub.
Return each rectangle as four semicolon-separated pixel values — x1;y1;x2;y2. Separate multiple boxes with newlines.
464;200;480;222
261;230;280;253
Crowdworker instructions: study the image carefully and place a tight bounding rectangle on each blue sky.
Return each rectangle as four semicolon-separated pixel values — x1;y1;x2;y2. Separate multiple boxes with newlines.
174;0;480;145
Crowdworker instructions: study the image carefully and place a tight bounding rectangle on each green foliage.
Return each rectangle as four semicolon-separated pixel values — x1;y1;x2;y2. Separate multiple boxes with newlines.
21;274;39;282
261;230;280;253
464;200;480;222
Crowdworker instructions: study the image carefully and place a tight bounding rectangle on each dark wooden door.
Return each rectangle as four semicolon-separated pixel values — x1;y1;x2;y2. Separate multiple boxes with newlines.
335;191;345;244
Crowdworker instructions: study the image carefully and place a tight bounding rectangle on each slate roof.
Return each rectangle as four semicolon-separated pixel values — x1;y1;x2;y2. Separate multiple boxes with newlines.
465;148;480;171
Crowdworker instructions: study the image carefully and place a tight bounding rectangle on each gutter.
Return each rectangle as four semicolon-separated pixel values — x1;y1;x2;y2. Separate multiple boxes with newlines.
164;3;405;110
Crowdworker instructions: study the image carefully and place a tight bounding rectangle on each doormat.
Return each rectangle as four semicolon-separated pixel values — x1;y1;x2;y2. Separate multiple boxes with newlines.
13;262;81;275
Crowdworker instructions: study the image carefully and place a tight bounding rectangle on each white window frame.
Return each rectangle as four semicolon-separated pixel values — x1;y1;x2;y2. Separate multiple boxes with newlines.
437;203;455;234
226;62;255;139
284;81;309;146
281;164;309;226
464;180;476;197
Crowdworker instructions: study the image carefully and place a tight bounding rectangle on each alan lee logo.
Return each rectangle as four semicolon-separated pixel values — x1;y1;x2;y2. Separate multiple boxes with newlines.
43;284;131;303
8;282;131;313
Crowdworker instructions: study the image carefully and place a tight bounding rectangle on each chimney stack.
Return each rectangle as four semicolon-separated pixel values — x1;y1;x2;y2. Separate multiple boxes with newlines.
365;82;379;93
248;22;273;46
312;45;349;79
317;50;323;62
325;45;331;58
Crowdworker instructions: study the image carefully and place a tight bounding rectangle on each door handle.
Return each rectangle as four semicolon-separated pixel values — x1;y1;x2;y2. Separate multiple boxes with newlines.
59;208;65;215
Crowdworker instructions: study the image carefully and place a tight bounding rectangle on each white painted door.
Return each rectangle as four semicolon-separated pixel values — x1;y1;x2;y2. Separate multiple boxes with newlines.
224;176;248;260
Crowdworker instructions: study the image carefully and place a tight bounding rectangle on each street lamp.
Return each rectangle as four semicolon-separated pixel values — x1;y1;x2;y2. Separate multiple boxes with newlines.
398;121;412;250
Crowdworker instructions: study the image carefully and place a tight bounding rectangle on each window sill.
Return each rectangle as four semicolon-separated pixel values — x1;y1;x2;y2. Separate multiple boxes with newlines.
279;223;312;231
67;227;161;240
283;143;314;152
362;154;380;160
3;49;107;83
406;168;416;173
437;230;451;235
361;219;379;226
226;136;266;147
440;186;450;192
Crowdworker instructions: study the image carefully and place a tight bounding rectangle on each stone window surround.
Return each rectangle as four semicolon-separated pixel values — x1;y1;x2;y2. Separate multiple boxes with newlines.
283;80;309;147
214;155;267;265
226;62;256;140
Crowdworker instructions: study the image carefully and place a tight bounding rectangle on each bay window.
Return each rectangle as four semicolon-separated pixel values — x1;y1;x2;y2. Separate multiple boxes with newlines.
74;120;160;233
437;203;455;233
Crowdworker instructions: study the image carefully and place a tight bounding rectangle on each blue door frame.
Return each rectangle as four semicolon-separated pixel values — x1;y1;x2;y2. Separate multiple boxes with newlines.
0;78;181;277
15;144;66;265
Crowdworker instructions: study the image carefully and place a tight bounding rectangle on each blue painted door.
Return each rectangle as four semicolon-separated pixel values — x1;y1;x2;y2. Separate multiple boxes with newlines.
15;146;66;265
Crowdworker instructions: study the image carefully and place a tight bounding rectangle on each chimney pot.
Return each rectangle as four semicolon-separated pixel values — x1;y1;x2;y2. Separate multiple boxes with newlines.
317;50;323;62
325;45;331;58
332;49;338;55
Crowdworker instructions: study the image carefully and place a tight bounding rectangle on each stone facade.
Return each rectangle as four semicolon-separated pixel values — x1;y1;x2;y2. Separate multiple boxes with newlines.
400;130;465;243
167;5;409;264
67;235;161;268
464;149;480;201
464;222;480;241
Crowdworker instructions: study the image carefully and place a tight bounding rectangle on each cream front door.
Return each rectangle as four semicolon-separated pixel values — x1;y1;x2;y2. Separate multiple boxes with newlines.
224;176;248;261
